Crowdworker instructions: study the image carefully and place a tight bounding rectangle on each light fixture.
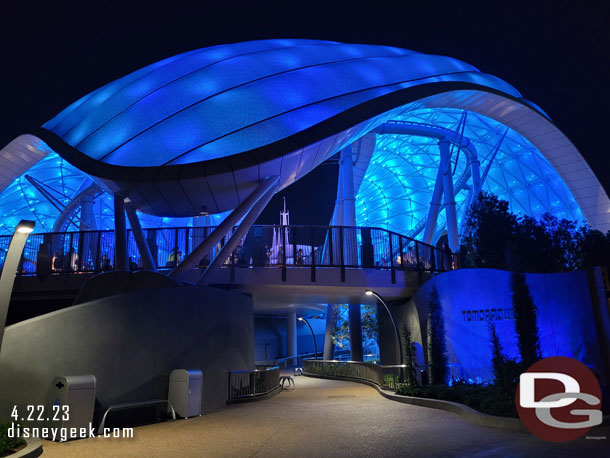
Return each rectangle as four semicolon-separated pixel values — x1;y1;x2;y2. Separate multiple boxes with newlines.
298;316;318;360
365;289;403;367
16;220;35;234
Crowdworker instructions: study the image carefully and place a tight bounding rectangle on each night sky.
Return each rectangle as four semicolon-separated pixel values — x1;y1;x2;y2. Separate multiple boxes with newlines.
1;0;609;226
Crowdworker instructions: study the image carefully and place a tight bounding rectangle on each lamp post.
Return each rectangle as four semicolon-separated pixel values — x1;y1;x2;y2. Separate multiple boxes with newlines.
0;220;35;354
365;290;403;367
298;317;318;360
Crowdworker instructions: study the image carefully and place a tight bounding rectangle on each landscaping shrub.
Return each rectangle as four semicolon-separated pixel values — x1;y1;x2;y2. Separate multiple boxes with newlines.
395;382;517;417
0;423;25;457
428;286;448;384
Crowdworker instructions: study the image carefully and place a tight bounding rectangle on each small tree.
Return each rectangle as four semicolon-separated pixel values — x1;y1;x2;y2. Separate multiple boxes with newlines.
461;192;517;270
401;323;417;387
428;286;448;384
488;321;519;391
511;271;541;368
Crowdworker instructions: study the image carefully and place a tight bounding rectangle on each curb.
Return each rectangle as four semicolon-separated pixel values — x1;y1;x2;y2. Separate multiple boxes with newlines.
304;373;526;432
8;438;43;458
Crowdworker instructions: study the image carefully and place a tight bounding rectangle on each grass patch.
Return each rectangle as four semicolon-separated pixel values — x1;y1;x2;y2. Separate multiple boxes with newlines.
395;381;517;417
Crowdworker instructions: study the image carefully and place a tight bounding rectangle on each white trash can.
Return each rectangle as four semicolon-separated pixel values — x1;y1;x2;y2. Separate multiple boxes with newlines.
48;374;96;435
168;369;202;418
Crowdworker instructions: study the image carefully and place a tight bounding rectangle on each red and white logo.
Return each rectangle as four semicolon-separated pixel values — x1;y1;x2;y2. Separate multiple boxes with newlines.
516;356;603;442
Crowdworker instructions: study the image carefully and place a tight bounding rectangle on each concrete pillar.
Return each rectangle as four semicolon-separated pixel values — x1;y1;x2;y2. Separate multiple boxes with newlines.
377;303;399;365
113;194;128;272
286;311;297;366
348;304;363;361
323;304;337;360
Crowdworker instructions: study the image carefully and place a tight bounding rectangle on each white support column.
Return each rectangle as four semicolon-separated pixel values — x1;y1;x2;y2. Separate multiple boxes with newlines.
440;141;459;252
113;194;128;272
287;311;297;366
341;144;356;227
198;180;277;285
171;176;278;281
340;144;358;265
125;206;156;271
332;166;344;226
423;163;444;246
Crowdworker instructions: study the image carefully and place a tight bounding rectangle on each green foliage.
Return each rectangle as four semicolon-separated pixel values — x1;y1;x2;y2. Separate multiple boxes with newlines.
0;423;25;457
461;192;610;273
488;321;520;392
428;286;448;384
461;192;517;270
361;304;378;345
395;382;517;417
511;271;541;368
331;304;378;351
331;304;350;349
401;323;418;387
577;226;610;269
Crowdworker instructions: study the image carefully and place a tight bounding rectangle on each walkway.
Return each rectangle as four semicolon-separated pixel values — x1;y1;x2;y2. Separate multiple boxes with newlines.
42;376;609;457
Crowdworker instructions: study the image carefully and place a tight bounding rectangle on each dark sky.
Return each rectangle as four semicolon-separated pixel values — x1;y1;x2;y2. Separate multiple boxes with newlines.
1;0;609;225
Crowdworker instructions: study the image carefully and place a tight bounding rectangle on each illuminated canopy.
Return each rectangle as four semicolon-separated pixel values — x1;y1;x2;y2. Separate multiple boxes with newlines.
0;39;608;237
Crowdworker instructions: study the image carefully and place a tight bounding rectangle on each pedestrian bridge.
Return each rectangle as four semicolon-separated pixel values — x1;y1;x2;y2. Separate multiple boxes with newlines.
3;224;456;318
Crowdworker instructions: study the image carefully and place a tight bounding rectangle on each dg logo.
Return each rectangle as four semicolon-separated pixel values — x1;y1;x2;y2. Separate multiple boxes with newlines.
516;356;603;442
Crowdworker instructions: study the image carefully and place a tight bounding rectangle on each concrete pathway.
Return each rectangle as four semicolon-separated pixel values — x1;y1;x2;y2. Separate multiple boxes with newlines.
42;376;609;457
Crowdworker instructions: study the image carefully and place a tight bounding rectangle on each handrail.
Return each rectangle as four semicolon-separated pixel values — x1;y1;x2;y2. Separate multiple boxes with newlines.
228;366;280;402
97;399;176;434
302;359;417;391
0;224;458;277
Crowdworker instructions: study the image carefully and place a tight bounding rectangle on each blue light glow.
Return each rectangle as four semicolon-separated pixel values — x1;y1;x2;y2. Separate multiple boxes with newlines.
0;152;227;236
43;40;523;167
355;107;585;239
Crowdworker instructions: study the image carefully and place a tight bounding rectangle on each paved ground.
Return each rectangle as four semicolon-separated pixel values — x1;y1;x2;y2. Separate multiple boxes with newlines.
42;375;609;457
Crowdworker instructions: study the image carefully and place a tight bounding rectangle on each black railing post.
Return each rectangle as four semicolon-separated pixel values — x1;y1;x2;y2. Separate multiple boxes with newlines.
281;225;287;282
328;227;334;266
77;231;85;271
68;232;74;272
388;233;396;284
339;226;345;283
95;231;102;271
310;227;315;282
173;228;179;267
230;246;235;282
415;241;420;268
398;236;404;269
185;227;190;258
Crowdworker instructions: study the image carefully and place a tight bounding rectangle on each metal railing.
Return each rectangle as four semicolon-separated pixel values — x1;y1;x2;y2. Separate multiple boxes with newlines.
302;359;408;391
228;366;280;402
0;225;457;278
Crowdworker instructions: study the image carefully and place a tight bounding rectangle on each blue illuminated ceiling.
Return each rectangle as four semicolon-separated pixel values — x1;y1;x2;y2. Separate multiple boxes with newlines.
355;107;585;239
0;154;224;236
0;39;606;233
43;39;521;168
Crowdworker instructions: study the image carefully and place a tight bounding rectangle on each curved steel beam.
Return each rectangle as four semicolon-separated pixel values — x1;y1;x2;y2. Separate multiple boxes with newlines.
51;182;103;233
